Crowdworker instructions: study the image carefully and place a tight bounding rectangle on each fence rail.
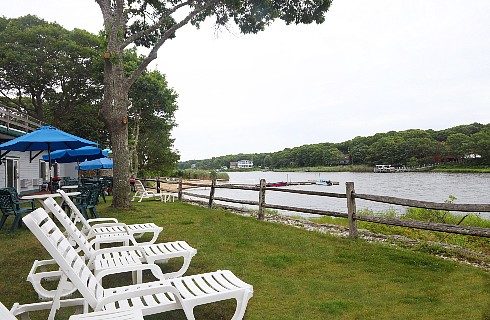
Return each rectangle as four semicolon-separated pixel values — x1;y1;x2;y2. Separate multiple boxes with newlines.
140;178;490;238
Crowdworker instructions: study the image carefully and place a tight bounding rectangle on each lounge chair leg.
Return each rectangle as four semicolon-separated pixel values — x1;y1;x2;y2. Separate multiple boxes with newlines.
0;214;7;229
231;291;253;320
18;313;31;320
131;270;143;284
163;253;194;278
148;231;160;244
181;304;196;320
11;214;21;231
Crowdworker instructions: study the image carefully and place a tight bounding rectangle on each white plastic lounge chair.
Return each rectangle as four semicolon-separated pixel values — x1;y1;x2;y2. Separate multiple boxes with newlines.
19;208;253;320
2;301;143;320
69;308;144;320
58;189;162;245
0;302;17;320
29;197;196;300
132;180;175;202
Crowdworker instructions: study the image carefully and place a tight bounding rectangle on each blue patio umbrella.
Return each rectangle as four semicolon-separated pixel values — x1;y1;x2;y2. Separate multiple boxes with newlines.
0;125;97;162
42;146;109;164
78;157;113;171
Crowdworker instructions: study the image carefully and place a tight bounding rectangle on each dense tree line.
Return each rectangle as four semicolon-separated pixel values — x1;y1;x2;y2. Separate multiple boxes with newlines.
180;123;490;170
0;15;179;175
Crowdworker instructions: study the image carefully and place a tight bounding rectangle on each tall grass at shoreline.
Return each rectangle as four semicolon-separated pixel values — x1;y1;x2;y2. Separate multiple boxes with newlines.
181;169;229;180
273;165;372;172
312;206;490;258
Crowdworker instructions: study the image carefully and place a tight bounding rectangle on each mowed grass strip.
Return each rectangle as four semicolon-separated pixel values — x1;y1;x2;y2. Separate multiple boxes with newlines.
0;199;488;319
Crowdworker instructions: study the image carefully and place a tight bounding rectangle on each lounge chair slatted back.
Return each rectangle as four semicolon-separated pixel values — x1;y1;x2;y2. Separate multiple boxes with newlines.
132;180;168;202
58;189;94;231
134;180;146;194
25;209;102;308
44;197;95;257
58;189;162;244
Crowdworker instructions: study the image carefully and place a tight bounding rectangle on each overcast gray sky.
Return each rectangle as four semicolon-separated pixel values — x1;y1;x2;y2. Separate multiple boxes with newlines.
2;1;489;160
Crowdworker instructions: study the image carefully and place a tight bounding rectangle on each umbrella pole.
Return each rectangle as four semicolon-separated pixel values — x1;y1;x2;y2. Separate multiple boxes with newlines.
48;143;53;193
77;161;81;184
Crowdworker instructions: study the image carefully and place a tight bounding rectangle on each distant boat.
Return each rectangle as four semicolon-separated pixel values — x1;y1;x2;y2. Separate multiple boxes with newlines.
315;179;333;186
374;164;408;173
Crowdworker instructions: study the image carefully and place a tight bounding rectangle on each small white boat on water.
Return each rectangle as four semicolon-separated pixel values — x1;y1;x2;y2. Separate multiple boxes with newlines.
316;179;333;186
374;164;409;173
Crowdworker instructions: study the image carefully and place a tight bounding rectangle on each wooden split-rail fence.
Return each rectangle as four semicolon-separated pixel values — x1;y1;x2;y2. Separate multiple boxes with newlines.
140;178;490;238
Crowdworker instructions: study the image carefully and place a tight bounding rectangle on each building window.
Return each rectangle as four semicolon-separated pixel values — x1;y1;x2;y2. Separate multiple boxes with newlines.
39;160;47;180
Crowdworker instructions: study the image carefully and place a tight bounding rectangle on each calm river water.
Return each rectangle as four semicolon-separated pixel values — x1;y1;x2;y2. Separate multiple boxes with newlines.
188;171;490;218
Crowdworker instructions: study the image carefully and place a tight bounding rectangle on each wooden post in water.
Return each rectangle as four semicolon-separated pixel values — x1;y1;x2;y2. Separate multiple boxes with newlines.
156;177;161;193
209;178;216;208
258;179;266;220
346;182;358;238
178;178;183;201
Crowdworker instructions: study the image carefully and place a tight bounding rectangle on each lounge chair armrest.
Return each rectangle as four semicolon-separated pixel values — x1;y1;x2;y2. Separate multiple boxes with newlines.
87;218;119;225
95;264;164;283
27;259;75;300
27;259;60;281
98;281;183;311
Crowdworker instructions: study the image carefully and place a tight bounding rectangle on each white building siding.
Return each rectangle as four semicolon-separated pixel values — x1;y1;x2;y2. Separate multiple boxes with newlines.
0;151;78;194
60;162;78;179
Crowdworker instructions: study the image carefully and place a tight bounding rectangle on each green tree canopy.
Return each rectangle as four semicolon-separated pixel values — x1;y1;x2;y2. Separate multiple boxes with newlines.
180;123;489;169
0;15;180;175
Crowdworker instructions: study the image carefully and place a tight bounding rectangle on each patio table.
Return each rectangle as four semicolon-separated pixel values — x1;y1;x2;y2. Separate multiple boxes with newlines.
21;192;80;209
61;185;79;190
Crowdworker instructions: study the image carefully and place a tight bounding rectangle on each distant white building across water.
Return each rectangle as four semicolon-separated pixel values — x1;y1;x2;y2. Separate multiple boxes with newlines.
237;160;253;168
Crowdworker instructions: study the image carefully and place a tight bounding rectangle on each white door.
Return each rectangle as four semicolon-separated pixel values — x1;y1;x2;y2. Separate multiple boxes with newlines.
5;158;20;191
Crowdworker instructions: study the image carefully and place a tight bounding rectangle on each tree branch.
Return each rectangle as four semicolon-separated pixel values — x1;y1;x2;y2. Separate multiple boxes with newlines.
114;0;126;35
0;90;25;110
95;0;112;34
127;2;213;86
120;1;192;50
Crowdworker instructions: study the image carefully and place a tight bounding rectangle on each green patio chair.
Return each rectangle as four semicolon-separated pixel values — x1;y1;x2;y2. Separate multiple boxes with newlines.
0;188;35;231
74;184;100;219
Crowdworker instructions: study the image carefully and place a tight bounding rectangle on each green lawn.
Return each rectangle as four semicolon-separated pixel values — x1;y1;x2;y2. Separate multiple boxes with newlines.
0;199;489;319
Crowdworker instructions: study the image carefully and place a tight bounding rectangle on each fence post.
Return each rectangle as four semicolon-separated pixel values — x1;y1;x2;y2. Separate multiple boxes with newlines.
258;179;266;220
346;182;358;238
208;178;216;208
156;177;161;193
178;178;183;201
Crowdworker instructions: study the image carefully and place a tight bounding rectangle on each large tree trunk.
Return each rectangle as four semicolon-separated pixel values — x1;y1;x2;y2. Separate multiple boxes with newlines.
101;56;131;209
109;110;131;208
129;113;140;176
